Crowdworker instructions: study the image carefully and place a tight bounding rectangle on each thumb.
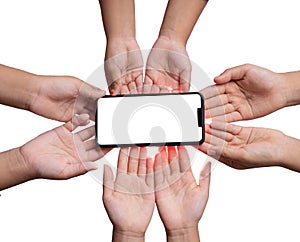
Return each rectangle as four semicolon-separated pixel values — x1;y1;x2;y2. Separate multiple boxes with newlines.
64;114;90;132
214;64;252;84
199;161;211;195
103;164;114;198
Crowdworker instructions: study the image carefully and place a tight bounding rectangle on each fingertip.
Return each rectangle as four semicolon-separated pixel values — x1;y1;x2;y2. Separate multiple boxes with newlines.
214;73;227;84
82;162;98;174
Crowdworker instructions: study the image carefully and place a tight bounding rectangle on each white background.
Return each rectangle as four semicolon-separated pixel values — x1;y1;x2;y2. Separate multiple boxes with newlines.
1;0;300;241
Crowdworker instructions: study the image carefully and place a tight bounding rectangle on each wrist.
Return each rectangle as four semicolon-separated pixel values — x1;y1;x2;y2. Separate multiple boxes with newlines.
105;37;140;60
26;74;43;112
158;30;187;46
10;148;36;181
166;226;200;242
112;228;145;242
0;148;36;190
280;71;300;107
280;135;300;172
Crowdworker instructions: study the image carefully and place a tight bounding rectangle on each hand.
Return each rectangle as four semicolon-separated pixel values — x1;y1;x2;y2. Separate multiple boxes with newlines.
29;75;105;122
103;147;155;239
202;64;288;122
154;146;211;240
105;38;144;94
144;36;191;93
198;121;286;169
19;114;110;180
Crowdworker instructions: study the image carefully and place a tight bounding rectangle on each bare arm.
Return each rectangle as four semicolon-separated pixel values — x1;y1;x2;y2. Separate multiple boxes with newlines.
0;64;37;110
99;0;136;41
0;148;33;191
99;0;143;94
159;0;208;44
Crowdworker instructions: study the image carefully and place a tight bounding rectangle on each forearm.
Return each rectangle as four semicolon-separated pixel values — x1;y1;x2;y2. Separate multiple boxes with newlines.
0;64;38;110
99;0;136;40
166;227;200;242
281;71;300;107
0;148;34;190
112;228;145;242
159;0;208;45
280;135;300;173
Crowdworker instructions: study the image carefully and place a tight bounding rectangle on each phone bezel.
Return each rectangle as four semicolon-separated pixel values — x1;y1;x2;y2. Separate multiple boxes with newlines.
95;92;205;148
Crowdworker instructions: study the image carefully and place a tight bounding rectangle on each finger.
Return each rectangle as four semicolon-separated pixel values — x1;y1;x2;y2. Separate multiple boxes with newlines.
109;79;122;95
128;147;139;174
87;147;111;162
207;103;235;118
209;145;246;162
178;146;192;173
64;114;90;132
160;148;170;178
135;74;144;94
200;85;226;100
179;78;190;93
194;141;212;155
138;147;147;177
143;76;153;94
120;84;130;94
211;112;243;123
79;82;106;100
207;123;235;142
154;153;164;189
169;151;180;176
167;146;177;164
146;158;154;189
77;83;106;114
214;64;252;84
205;94;229;110
103;164;115;198
199;161;211;196
210;121;242;136
204;132;226;147
84;139;98;150
128;81;138;94
151;84;160;94
160;87;172;94
117;148;129;172
76;126;95;141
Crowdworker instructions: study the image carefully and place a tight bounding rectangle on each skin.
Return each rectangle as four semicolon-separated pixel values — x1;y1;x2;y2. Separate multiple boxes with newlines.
144;0;208;93
103;147;155;242
99;0;143;94
201;64;300;122
154;146;211;242
0;64;105;122
0;114;110;190
198;121;300;172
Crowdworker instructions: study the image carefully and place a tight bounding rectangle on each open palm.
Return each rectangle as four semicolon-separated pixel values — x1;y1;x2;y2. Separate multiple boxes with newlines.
103;147;155;234
30;76;105;122
198;121;285;169
20;114;110;179
154;147;211;231
144;37;191;93
105;38;144;94
202;64;287;122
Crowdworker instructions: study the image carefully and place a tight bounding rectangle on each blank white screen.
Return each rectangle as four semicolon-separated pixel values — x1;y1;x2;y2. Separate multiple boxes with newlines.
97;93;202;146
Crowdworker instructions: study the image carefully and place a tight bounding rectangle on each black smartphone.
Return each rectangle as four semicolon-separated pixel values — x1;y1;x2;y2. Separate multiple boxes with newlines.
96;92;204;148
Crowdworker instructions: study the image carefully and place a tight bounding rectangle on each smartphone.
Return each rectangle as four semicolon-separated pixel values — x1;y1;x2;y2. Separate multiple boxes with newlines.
96;92;204;148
